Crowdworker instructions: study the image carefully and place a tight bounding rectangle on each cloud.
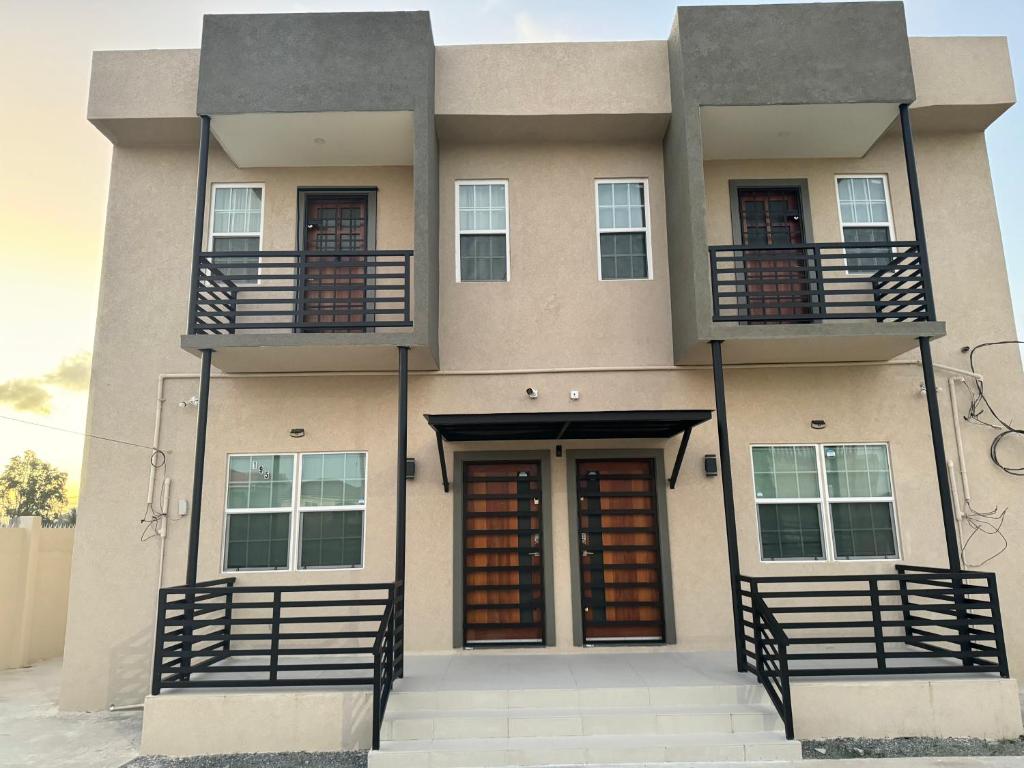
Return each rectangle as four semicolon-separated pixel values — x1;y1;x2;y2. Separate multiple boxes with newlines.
45;352;91;391
0;379;52;414
513;12;571;43
0;352;91;414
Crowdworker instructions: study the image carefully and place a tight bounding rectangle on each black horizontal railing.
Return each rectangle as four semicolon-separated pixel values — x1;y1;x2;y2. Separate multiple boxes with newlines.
188;250;413;335
151;579;403;750
709;241;935;324
738;566;1009;739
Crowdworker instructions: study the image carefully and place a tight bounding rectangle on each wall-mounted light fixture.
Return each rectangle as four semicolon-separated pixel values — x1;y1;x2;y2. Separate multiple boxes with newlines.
810;419;826;430
289;428;306;438
405;458;416;480
703;454;718;477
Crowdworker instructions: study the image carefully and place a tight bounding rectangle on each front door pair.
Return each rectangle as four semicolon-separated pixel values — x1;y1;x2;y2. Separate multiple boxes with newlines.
461;458;665;647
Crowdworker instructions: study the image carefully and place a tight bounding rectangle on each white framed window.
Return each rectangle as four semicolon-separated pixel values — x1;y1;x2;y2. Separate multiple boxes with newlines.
835;175;895;274
456;180;509;282
209;183;264;284
595;179;653;281
223;451;367;572
751;443;900;562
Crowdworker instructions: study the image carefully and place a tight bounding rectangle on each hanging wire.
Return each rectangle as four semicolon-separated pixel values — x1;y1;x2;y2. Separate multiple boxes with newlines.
952;340;1022;566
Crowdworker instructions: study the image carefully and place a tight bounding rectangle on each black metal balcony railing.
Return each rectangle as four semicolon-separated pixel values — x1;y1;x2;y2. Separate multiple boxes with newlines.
739;566;1009;739
151;579;404;750
709;241;935;324
188;250;413;335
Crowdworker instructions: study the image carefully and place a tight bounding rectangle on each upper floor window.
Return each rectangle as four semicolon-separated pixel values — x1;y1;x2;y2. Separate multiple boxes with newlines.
836;175;894;273
596;180;652;280
752;443;899;562
210;184;263;282
456;181;509;282
224;451;366;572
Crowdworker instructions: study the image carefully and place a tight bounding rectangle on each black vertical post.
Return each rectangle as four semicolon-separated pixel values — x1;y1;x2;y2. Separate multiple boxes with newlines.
394;346;409;677
899;103;937;322
187;115;212;334
185;348;213;585
919;337;961;571
711;341;746;672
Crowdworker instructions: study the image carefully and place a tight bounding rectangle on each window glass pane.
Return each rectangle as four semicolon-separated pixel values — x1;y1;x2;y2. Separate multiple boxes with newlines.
824;445;892;498
831;501;897;558
597;182;646;232
300;510;363;568
225;512;290;569
460;234;507;281
212;187;262;234
758;503;824;560
841;226;892;272
458;183;506;233
752;446;819;500
300;452;366;508
226;455;294;510
599;233;648;279
837;177;889;225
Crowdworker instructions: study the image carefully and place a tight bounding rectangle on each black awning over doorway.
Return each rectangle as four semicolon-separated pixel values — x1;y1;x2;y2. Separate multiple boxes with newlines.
424;410;712;492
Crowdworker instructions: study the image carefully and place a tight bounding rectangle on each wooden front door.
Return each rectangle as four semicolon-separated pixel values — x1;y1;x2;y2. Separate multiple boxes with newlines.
301;195;370;333
462;462;545;646
736;187;813;320
576;459;665;643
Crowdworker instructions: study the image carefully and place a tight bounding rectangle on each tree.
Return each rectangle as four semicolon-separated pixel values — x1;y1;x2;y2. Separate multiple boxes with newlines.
0;450;69;523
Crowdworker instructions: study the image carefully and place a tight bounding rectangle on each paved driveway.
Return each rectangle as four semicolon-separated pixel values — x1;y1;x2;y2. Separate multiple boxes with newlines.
0;658;141;768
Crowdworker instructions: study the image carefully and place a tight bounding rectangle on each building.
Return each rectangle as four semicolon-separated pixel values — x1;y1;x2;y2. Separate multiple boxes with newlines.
62;2;1024;762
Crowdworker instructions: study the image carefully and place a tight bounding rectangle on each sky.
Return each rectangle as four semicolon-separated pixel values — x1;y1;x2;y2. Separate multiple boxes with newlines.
0;0;1021;504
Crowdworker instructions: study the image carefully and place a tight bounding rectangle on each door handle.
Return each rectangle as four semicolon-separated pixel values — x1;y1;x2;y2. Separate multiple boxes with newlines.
582;550;595;557
528;551;541;557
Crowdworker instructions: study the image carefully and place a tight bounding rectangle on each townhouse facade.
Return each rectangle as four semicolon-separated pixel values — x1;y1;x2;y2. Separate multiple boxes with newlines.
62;2;1024;762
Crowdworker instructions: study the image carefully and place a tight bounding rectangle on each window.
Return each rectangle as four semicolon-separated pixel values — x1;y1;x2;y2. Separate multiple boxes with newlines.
823;445;898;559
223;451;367;571
456;181;509;282
752;446;825;561
210;184;264;282
596;180;652;280
751;444;899;561
836;175;894;273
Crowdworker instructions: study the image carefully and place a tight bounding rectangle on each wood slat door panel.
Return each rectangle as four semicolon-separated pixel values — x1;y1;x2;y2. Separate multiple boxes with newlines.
301;195;369;333
463;462;545;645
577;459;665;643
737;187;812;321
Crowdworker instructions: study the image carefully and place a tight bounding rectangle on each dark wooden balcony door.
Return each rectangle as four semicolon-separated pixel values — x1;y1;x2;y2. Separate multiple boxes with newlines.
301;194;370;333
462;462;545;646
737;187;813;320
576;459;665;643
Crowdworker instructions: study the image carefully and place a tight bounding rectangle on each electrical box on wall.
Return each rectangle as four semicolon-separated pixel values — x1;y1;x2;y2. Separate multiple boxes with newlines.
177;499;189;518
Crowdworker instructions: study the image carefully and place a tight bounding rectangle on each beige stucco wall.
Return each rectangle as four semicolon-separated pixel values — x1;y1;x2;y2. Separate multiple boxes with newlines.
0;518;74;670
63;36;1024;715
438;140;674;370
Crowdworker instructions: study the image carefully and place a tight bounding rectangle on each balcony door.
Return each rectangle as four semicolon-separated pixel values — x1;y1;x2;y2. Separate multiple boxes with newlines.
736;187;814;321
300;193;371;333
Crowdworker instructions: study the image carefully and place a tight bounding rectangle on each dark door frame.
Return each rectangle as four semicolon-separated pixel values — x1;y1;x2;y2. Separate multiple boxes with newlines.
565;448;676;647
451;450;556;648
728;179;823;322
295;187;379;250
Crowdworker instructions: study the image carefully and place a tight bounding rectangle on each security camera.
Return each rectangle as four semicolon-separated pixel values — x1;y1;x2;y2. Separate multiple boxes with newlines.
526;387;539;400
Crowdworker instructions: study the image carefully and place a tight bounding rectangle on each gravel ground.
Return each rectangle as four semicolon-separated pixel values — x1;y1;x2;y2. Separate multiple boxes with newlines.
120;752;367;768
804;737;1024;760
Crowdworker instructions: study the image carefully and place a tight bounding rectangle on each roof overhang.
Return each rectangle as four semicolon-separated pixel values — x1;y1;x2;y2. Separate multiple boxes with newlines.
424;410;713;492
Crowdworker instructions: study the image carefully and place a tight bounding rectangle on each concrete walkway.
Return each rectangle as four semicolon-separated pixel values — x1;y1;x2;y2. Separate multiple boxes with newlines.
2;657;1024;768
0;657;141;768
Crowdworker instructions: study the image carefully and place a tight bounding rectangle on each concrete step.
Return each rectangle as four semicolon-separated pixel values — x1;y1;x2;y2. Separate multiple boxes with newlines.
367;731;802;767
385;684;768;713
381;703;783;740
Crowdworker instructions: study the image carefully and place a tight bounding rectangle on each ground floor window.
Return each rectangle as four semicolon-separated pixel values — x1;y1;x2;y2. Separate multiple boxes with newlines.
751;443;898;562
224;451;367;571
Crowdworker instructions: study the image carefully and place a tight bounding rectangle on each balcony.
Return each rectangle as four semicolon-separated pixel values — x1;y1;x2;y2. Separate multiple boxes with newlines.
189;250;413;335
709;241;933;325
